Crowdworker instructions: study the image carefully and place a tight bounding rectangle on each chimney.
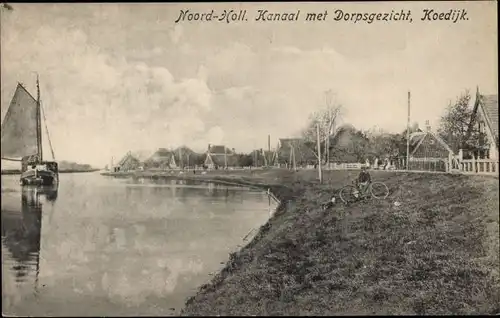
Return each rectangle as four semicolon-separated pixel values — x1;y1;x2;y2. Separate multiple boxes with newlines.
208;143;211;152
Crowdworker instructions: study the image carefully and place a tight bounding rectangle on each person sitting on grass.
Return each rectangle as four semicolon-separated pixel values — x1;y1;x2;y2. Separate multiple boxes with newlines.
355;165;371;198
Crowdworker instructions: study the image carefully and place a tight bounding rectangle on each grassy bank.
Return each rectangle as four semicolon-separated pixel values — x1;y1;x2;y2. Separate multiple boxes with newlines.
172;169;499;315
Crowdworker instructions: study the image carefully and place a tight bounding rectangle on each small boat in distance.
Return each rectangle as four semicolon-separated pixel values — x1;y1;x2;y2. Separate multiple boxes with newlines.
1;75;58;186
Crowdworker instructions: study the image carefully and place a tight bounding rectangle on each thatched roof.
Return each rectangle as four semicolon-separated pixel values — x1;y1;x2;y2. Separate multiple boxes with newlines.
205;153;238;167
117;152;141;169
118;152;140;165
482;95;499;138
410;130;453;155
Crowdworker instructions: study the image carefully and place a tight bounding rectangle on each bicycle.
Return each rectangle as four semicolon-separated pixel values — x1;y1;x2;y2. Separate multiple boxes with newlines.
339;180;389;204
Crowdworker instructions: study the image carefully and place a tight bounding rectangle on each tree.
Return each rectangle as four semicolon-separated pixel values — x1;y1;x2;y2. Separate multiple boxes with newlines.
192;153;207;166
365;127;402;159
437;90;486;154
236;153;253;167
302;90;343;165
329;126;371;162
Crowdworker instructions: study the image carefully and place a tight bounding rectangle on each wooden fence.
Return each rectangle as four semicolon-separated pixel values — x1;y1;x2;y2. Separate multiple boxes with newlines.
329;163;363;170
388;155;498;176
458;158;498;175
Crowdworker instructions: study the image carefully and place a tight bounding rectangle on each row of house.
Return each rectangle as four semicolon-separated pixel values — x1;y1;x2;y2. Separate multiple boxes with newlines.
112;141;310;172
112;144;242;172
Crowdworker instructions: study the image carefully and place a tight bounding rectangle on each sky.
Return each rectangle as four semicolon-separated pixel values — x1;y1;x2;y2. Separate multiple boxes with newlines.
1;2;497;167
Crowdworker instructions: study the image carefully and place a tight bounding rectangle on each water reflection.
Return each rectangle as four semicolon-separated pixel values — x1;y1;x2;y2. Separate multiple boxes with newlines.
125;177;245;202
1;185;58;292
1;174;276;316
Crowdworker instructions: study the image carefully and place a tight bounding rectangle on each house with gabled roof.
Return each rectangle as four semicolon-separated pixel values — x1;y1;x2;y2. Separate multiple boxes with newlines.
115;151;141;172
408;121;455;172
464;88;498;159
410;122;454;158
204;144;237;169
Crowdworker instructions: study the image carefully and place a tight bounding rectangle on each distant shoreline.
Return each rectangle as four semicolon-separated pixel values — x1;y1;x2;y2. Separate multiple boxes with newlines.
1;169;100;175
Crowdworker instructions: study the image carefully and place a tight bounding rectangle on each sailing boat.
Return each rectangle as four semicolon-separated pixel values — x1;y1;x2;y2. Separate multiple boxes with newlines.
1;75;58;186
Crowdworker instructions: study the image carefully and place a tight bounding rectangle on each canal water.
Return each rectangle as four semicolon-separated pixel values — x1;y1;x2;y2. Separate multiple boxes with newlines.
1;172;276;316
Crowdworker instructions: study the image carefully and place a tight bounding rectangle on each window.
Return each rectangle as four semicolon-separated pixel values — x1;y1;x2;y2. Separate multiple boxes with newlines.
479;121;485;134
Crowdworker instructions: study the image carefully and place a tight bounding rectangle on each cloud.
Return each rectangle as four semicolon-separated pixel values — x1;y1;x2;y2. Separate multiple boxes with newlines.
206;126;224;145
1;24;218;165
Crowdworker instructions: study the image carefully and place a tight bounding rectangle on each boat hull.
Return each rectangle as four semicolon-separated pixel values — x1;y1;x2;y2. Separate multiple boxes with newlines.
20;169;58;186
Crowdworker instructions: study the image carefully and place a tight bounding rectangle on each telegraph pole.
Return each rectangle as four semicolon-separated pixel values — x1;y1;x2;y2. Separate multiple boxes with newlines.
406;91;411;170
267;134;271;167
317;123;323;183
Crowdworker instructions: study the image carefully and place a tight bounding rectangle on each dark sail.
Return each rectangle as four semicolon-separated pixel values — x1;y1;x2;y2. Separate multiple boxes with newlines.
1;84;39;159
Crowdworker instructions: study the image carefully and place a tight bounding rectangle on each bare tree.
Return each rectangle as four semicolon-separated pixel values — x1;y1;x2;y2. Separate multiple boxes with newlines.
302;90;343;166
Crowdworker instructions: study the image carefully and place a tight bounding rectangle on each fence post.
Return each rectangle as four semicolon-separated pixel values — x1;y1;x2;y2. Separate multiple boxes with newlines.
472;155;476;173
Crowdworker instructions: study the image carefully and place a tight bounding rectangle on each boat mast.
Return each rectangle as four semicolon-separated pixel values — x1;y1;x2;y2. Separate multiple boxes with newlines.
36;74;43;162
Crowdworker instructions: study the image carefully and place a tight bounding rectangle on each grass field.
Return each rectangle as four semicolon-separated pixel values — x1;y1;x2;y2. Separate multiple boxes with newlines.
176;169;499;315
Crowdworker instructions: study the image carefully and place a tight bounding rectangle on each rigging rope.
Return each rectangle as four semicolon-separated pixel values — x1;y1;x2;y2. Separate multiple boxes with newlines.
40;101;56;161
